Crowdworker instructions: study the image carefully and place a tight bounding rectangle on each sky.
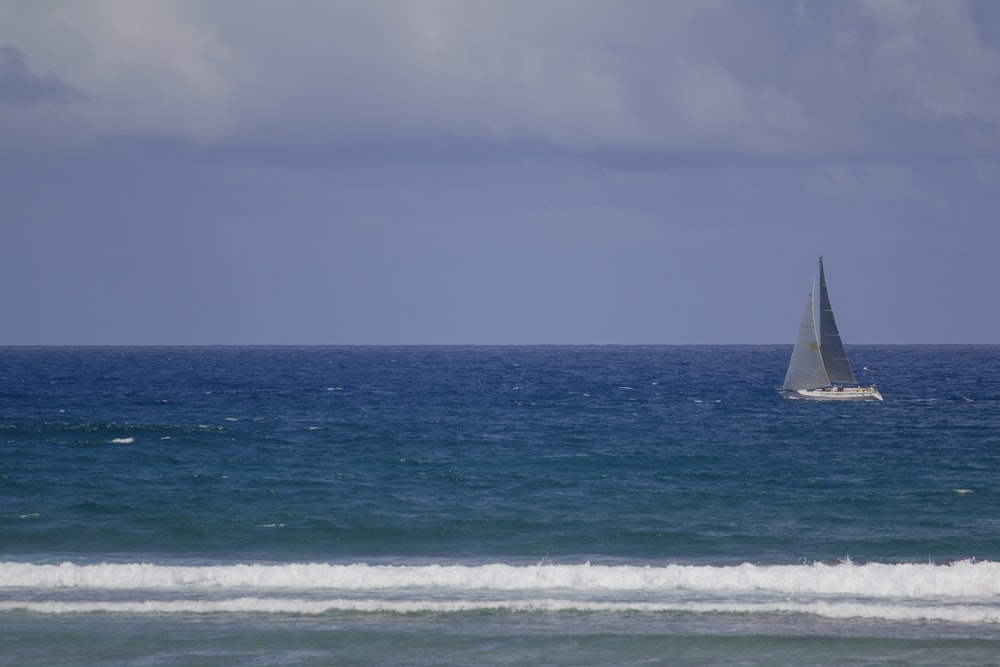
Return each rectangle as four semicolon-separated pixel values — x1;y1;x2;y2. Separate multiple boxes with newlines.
2;0;999;345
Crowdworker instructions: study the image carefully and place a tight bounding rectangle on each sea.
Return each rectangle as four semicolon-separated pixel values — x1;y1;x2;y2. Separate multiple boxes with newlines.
2;345;1000;666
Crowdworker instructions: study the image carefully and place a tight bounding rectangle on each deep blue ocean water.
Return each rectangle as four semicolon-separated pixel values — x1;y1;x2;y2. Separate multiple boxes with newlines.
2;345;1000;665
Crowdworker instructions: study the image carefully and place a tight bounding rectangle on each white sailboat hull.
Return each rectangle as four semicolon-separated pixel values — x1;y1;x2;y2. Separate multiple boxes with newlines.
779;385;883;401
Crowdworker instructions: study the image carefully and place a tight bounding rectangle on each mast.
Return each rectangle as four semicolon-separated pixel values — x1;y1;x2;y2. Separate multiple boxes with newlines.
817;257;857;384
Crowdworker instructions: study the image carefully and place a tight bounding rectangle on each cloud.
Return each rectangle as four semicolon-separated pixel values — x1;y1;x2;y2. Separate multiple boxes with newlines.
2;0;999;160
855;0;1000;122
0;44;77;105
0;1;240;148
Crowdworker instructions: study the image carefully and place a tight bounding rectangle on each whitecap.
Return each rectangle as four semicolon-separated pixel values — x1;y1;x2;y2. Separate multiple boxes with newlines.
2;597;999;624
7;559;1000;599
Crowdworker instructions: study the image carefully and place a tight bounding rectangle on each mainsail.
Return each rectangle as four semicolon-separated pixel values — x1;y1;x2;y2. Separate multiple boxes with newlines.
782;282;830;391
817;257;857;384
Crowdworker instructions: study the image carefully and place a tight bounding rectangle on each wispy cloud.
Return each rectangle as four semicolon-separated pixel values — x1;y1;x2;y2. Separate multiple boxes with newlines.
0;44;77;105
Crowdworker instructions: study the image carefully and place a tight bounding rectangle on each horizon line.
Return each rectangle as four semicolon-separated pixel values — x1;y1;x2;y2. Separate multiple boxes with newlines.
1;342;996;348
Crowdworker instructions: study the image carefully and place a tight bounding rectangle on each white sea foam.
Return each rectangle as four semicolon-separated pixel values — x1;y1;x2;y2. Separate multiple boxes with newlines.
1;597;999;624
2;560;999;598
110;437;134;444
3;561;1000;623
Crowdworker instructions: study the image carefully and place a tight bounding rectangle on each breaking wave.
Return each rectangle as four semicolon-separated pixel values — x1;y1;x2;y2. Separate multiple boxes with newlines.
3;559;999;597
2;559;1000;623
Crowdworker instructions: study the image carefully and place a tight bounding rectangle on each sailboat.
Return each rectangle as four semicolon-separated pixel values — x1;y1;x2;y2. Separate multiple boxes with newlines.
779;257;883;401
